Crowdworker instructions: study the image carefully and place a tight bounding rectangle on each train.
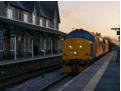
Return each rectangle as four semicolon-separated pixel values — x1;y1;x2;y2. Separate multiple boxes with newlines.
62;29;109;72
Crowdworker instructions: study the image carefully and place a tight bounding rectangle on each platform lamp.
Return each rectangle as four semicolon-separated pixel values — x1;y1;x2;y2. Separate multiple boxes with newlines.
111;28;120;46
111;27;120;46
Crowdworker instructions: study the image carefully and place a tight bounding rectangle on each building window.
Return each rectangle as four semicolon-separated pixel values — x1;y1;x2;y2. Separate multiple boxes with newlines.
28;37;32;50
42;18;46;27
48;37;51;50
10;37;14;51
49;21;52;28
40;17;46;27
15;9;21;21
0;33;4;52
24;13;29;23
24;36;31;51
24;36;28;51
51;21;54;28
7;8;14;19
46;19;51;28
40;17;42;26
41;38;44;50
33;11;36;24
46;19;49;28
54;19;57;30
18;9;21;21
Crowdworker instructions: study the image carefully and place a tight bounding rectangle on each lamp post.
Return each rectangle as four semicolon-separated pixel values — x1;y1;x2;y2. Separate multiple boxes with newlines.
111;27;120;41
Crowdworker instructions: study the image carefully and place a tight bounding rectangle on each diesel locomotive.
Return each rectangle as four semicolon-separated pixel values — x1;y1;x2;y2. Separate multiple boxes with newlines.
62;29;109;72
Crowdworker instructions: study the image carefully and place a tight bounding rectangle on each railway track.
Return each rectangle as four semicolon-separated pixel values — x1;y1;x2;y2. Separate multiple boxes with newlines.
40;54;108;91
40;73;76;91
1;54;107;90
0;63;61;90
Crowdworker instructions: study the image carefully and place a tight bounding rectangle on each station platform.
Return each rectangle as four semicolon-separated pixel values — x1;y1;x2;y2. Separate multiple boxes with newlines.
0;54;61;66
0;53;62;86
62;51;119;91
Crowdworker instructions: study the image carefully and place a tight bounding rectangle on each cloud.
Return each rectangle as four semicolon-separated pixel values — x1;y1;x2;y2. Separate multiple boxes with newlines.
59;1;120;39
62;10;76;19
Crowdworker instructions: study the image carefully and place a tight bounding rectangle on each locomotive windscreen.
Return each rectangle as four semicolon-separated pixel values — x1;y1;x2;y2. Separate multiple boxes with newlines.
65;30;94;42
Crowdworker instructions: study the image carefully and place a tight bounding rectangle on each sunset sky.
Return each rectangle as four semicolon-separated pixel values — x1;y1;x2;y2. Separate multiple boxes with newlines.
58;1;120;39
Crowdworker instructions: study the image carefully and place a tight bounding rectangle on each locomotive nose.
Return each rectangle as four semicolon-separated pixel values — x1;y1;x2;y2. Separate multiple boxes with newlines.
62;38;91;60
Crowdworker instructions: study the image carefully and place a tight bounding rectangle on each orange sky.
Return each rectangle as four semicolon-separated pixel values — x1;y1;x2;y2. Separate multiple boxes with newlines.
59;1;120;39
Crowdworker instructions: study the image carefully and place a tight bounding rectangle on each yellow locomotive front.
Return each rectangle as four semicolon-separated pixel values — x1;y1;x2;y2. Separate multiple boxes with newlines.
62;29;95;72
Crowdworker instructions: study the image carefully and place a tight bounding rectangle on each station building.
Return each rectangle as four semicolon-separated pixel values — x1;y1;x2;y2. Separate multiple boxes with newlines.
0;1;65;60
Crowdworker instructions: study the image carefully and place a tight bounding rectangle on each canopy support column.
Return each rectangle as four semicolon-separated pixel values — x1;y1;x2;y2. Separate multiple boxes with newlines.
58;39;59;54
51;39;53;55
44;39;46;56
14;36;16;60
32;40;34;57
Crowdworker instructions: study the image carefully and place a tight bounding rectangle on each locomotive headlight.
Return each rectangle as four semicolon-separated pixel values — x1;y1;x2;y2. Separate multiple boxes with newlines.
70;51;73;54
79;45;82;48
73;51;77;55
69;45;72;48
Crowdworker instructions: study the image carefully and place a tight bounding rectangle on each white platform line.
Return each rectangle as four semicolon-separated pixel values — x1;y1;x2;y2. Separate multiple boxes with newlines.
82;53;114;91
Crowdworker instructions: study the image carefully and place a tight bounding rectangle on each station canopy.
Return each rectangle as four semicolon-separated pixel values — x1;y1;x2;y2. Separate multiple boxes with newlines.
0;16;65;35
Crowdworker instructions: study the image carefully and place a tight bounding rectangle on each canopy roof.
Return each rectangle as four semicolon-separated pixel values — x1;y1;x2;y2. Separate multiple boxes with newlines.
0;16;65;35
